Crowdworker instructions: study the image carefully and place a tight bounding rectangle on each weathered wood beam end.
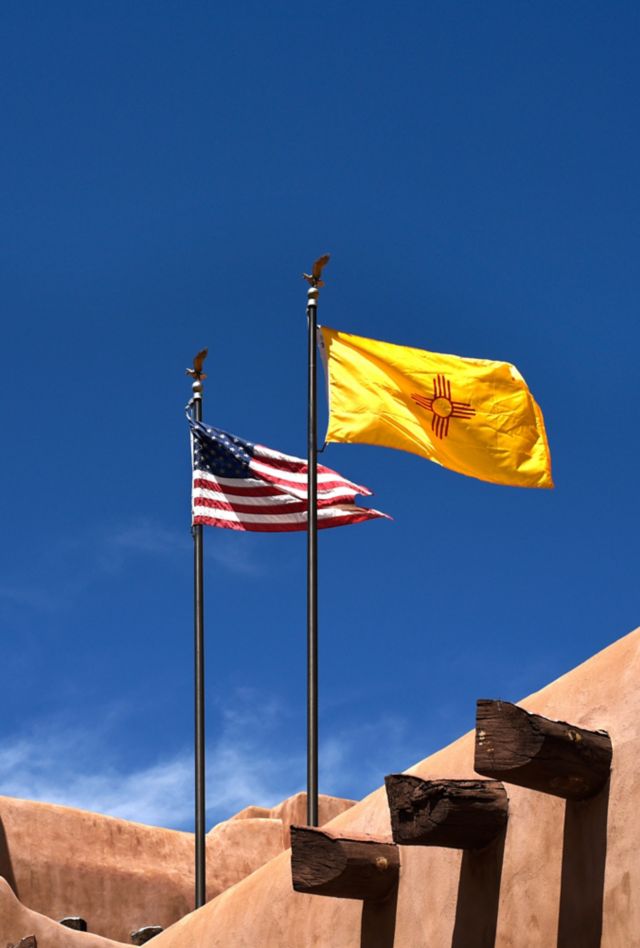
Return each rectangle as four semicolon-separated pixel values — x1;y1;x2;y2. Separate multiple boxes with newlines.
385;775;508;850
475;699;612;800
290;825;399;901
59;917;87;931
131;927;164;945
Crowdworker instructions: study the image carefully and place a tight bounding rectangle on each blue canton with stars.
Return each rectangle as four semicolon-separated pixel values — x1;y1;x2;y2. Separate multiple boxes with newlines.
189;418;256;478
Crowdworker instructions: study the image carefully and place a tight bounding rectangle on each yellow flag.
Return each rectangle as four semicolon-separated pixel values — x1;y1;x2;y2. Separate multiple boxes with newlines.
318;326;553;489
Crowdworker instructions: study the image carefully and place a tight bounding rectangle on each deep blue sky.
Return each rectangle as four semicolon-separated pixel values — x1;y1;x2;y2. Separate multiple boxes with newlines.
1;2;639;830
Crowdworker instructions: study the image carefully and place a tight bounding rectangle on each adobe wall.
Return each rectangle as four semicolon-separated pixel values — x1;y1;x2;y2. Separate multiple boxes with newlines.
145;626;640;947
0;791;354;943
2;628;638;946
0;877;126;948
0;798;196;942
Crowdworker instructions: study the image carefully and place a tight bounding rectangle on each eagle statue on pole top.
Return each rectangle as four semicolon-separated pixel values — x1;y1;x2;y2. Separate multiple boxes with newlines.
186;348;208;381
302;254;330;288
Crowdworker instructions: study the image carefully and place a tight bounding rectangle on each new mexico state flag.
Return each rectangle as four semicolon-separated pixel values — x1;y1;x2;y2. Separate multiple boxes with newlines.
318;326;553;489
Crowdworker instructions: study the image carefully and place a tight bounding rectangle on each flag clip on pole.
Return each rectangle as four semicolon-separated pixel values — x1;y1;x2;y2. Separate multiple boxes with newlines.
303;255;330;828
186;348;208;908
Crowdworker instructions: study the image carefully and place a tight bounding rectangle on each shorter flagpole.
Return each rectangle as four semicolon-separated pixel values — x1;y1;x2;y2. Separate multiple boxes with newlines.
187;349;208;908
303;255;329;828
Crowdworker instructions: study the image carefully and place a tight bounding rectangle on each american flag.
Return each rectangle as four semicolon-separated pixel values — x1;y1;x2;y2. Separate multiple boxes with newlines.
189;417;388;532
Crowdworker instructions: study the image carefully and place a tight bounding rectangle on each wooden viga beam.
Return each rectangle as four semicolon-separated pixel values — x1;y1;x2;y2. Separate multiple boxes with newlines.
474;699;612;800
385;775;508;849
131;927;164;945
59;917;87;931
290;826;399;901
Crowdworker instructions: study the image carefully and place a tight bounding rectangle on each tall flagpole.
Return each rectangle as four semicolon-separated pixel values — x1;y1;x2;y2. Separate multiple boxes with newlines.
304;254;329;827
187;348;208;907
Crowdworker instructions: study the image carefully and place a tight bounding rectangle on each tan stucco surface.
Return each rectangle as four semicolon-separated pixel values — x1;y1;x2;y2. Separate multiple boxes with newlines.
0;794;353;945
0;797;197;941
0;877;126;948
1;627;638;946
269;790;358;847
0;789;354;943
146;626;640;947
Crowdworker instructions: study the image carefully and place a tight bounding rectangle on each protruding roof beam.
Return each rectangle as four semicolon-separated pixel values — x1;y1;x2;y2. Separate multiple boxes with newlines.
385;775;508;849
290;826;399;901
59;917;87;931
474;699;612;800
131;926;164;944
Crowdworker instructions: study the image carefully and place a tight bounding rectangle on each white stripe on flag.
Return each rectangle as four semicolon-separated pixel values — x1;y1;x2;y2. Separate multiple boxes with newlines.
192;483;360;505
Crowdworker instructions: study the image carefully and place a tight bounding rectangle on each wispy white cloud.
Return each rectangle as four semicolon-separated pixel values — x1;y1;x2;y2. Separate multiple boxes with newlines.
0;517;264;616
205;531;267;576
0;738;194;829
102;519;268;577
0;692;300;829
0;583;67;613
319;714;420;800
0;692;417;830
106;520;190;557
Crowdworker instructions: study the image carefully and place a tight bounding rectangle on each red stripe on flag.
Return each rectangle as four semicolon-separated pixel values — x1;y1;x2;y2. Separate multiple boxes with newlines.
192;510;383;532
193;495;308;515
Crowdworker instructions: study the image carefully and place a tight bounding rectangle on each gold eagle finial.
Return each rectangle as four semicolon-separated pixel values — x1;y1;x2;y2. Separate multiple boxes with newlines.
302;253;330;288
186;348;208;381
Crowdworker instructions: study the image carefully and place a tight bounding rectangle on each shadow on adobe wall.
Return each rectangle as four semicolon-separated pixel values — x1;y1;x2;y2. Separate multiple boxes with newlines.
451;828;506;948
360;888;398;948
557;778;609;948
0;815;18;896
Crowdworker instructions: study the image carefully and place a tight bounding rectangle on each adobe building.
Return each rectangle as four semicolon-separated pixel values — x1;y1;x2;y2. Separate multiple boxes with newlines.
1;625;639;947
0;792;355;943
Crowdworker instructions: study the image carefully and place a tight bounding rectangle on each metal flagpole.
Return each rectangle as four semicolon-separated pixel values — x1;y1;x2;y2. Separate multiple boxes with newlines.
303;255;329;827
187;348;208;907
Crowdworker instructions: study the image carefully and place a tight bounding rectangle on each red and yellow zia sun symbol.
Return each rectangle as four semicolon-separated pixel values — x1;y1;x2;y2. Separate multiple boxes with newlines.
411;375;475;439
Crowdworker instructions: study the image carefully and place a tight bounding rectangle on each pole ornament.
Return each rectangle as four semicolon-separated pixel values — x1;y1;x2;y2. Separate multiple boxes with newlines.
186;348;208;399
303;254;330;303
